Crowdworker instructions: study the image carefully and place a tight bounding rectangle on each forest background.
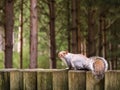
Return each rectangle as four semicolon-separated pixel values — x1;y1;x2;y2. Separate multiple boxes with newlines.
0;0;120;70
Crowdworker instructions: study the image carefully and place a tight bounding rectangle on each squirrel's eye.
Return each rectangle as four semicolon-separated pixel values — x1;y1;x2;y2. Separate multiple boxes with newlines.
63;53;66;55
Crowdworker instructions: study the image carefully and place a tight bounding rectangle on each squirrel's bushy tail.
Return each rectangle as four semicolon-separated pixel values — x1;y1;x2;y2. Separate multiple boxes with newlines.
93;61;105;79
91;57;108;79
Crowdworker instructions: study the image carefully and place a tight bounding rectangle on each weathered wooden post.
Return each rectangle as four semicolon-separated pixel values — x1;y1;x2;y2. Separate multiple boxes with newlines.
0;69;19;90
105;70;120;90
37;69;53;90
86;71;104;90
69;70;86;90
52;69;68;90
0;69;12;90
0;70;5;90
10;69;23;90
23;69;37;90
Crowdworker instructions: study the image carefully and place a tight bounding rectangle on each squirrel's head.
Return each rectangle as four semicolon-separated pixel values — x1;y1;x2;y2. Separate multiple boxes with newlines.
58;51;68;59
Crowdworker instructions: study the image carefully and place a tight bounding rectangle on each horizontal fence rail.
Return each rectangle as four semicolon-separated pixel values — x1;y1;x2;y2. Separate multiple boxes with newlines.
0;69;119;90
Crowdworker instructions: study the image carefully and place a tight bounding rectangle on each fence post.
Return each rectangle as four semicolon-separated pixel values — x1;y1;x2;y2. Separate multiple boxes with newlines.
0;69;10;90
37;69;53;90
10;69;23;90
68;70;86;90
23;69;37;90
86;71;104;90
52;69;68;90
105;70;120;90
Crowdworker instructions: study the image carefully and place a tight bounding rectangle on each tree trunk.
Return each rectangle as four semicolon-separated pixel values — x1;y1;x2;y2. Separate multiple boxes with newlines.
67;0;71;52
103;16;107;58
71;0;78;53
20;0;23;69
99;13;107;58
48;0;56;68
98;14;103;57
86;8;96;57
4;0;14;68
19;0;24;69
76;0;81;53
30;0;38;68
111;33;117;70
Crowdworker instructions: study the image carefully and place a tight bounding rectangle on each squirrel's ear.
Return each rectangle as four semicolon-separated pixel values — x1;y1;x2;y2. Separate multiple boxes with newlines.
65;50;68;54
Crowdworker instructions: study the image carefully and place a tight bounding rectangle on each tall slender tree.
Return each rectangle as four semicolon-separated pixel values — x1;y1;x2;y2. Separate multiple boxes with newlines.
4;0;14;68
76;0;82;53
98;14;103;57
48;0;56;68
71;0;78;53
102;15;107;58
98;9;107;58
30;0;38;68
86;7;96;57
19;0;23;68
67;0;71;52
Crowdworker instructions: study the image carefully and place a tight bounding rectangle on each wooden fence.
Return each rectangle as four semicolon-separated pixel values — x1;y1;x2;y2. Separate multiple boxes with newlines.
0;69;120;90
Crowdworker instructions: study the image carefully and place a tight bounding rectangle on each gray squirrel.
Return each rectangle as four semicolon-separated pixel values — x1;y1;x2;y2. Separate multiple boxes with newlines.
58;50;108;79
